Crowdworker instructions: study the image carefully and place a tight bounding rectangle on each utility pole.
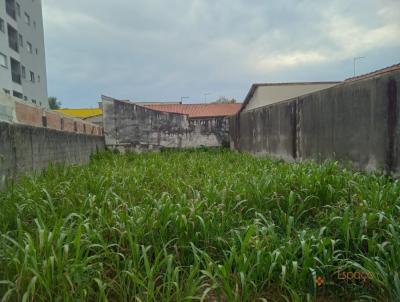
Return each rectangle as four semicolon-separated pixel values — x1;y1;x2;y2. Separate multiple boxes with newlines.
204;93;211;103
353;57;365;77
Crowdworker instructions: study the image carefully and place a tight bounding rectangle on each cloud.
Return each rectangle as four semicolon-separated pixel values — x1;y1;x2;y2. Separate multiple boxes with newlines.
41;0;400;106
255;51;328;72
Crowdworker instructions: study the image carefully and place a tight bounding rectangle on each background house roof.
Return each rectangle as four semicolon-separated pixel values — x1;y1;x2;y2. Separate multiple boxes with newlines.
56;102;242;119
240;81;341;113
143;103;242;118
345;63;400;82
55;108;102;119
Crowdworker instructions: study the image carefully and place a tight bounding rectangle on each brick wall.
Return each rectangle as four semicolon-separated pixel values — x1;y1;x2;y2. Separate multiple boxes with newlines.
46;111;62;129
15;102;44;127
62;117;75;132
11;100;103;136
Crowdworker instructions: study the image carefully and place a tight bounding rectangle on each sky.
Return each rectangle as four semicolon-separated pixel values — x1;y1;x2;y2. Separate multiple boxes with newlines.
42;0;400;108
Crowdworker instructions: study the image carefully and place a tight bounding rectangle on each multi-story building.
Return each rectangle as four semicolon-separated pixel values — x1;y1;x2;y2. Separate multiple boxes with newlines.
0;0;48;107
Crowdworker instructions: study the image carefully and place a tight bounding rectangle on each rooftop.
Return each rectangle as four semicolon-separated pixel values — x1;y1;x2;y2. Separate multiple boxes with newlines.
55;108;102;119
240;81;341;113
345;63;400;82
143;103;242;118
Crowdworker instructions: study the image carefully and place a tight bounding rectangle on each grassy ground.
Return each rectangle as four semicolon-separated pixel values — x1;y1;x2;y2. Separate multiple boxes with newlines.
0;149;399;301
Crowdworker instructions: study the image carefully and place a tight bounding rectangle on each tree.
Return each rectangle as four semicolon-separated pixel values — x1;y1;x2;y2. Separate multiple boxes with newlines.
212;96;237;104
48;97;61;110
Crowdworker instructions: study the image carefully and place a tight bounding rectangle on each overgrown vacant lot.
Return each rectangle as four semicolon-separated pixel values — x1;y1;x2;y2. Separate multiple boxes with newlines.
1;149;400;301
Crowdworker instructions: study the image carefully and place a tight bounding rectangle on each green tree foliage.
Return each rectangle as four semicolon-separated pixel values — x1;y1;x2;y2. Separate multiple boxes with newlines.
48;96;61;109
212;96;237;103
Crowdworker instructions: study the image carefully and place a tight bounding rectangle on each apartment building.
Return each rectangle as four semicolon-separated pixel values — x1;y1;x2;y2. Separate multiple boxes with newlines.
0;0;48;107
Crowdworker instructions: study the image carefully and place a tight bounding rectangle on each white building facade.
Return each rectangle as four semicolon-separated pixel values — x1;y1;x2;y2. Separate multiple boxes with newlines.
0;0;48;107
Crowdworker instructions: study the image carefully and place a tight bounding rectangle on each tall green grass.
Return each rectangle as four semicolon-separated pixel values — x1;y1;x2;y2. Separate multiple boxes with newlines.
0;149;399;301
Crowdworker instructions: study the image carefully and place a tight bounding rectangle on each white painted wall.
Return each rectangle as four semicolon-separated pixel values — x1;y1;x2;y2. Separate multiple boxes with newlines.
0;0;48;108
243;83;340;112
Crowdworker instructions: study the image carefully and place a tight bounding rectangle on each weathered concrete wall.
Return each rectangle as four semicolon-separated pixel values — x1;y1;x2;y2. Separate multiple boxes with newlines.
189;117;230;148
0;95;17;123
102;96;230;150
231;70;400;174
0;122;105;188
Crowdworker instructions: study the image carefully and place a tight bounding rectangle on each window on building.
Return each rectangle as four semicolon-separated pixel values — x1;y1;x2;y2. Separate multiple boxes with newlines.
38;75;40;82
10;57;21;84
18;34;23;47
33;21;36;29
27;41;32;53
3;89;11;96
0;53;7;68
32;99;36;104
30;71;35;83
13;90;23;99
24;12;30;25
5;0;16;20
0;18;5;33
7;24;19;52
21;65;26;78
15;2;20;17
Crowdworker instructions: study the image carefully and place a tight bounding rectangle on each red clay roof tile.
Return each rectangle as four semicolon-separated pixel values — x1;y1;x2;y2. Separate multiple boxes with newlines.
143;103;242;118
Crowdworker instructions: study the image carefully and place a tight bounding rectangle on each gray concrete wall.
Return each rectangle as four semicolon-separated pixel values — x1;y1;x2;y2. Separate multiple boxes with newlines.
231;70;400;174
0;122;105;188
102;96;230;151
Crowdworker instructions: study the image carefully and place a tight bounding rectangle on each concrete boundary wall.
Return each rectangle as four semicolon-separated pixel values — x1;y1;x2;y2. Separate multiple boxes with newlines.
102;96;230;151
0;122;105;188
230;70;400;174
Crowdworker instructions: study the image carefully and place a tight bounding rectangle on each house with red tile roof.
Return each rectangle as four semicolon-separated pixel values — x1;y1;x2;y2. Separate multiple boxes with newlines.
101;95;241;151
143;103;242;118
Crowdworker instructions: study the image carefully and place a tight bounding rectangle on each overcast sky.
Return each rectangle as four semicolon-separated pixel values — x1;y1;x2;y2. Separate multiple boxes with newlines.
42;0;400;107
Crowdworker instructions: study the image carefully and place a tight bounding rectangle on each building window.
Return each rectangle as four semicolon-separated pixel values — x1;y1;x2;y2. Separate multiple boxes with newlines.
0;53;7;68
0;18;5;33
7;24;19;52
32;99;36;104
15;2;20;17
24;12;30;25
3;89;11;96
33;21;36;29
13;90;23;99
5;0;16;20
30;71;35;83
38;75;40;82
21;65;25;78
27;41;32;53
10;57;21;84
18;34;23;47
